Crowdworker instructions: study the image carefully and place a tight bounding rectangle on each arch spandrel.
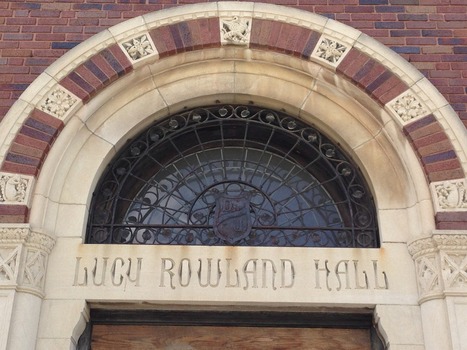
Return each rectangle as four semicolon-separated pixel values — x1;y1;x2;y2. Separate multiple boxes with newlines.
0;2;465;236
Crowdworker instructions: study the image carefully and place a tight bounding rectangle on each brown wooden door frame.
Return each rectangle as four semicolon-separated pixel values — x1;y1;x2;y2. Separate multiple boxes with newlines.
78;309;385;350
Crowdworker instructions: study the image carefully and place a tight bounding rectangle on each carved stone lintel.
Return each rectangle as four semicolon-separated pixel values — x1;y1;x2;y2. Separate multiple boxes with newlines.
432;179;467;212
220;16;251;46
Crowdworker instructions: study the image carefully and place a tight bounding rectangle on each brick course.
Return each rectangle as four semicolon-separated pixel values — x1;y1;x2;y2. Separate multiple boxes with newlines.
0;1;465;125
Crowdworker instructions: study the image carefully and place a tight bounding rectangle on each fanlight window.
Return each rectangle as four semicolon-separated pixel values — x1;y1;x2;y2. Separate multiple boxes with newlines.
87;105;379;247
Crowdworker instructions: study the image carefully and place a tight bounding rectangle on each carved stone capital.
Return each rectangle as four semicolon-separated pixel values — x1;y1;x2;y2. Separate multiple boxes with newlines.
27;230;56;254
409;232;467;302
0;225;56;297
408;236;437;259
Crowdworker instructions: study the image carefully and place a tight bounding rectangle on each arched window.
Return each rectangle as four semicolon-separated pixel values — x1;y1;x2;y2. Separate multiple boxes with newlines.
87;105;378;247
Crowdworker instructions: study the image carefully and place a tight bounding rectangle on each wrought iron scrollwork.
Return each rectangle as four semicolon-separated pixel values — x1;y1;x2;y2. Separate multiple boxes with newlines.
87;105;379;247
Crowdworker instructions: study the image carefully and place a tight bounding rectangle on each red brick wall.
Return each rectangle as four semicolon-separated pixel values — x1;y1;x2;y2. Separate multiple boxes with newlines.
0;0;466;127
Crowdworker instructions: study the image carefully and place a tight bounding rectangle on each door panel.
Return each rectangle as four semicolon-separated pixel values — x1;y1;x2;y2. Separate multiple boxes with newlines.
92;325;372;350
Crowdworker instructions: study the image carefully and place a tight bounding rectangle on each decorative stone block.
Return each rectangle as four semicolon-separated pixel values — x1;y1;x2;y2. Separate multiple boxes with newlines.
120;33;157;62
387;90;429;125
0;172;34;206
39;87;78;121
311;35;349;67
415;255;441;296
432;179;467;212
441;251;467;289
220;16;252;46
21;248;47;291
0;246;21;284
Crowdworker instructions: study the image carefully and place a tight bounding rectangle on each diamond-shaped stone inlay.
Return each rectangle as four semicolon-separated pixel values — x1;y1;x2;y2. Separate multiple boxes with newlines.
417;256;440;295
313;37;348;65
441;252;467;289
389;91;427;124
40;88;77;120
0;247;20;282
23;249;47;289
220;16;251;46
121;34;155;61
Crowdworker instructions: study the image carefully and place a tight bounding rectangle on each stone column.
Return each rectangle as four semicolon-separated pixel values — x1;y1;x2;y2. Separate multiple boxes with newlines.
0;224;55;350
409;232;467;350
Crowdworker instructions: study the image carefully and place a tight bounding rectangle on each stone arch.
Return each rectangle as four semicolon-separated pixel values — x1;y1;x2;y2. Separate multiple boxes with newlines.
0;3;465;349
0;2;465;232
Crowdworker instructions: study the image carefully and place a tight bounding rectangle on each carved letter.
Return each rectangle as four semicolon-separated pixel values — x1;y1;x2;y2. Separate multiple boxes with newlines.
243;259;258;290
92;257;108;286
335;260;350;291
281;259;295;288
373;260;389;290
179;258;192;287
315;259;331;291
261;259;277;290
160;258;176;289
353;260;369;289
126;258;142;287
226;258;240;288
198;258;222;288
111;257;125;286
73;257;88;286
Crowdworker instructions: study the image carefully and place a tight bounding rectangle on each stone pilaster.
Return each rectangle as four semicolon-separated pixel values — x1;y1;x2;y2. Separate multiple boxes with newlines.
0;224;55;350
409;231;467;350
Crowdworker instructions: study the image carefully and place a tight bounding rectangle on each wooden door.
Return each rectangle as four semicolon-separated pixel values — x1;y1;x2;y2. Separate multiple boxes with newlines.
92;324;372;350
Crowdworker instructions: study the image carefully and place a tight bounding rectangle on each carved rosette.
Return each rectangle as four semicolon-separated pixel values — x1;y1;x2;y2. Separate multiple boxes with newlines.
220;16;252;46
308;35;350;68
388;91;428;125
409;233;467;302
121;33;157;62
0;225;55;297
40;87;78;120
312;36;348;65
